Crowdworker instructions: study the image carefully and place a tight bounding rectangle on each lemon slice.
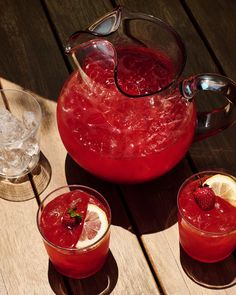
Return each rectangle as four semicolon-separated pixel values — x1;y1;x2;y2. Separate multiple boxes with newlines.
76;204;108;249
203;174;236;207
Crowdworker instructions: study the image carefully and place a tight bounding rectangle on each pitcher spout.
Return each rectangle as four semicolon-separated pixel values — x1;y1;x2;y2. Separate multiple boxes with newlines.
88;5;122;35
65;6;122;55
64;5;186;98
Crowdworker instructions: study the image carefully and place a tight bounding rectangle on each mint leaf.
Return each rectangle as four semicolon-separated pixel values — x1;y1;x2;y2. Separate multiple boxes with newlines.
68;207;82;220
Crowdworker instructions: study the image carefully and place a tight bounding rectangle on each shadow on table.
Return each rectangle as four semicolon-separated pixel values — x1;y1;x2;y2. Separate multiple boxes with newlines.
65;154;135;231
0;152;51;202
64;154;193;234
180;246;236;289
48;251;118;295
119;158;193;234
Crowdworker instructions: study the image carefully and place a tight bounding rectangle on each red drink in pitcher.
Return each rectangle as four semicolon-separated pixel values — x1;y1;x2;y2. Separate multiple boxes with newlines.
57;46;196;183
57;7;236;183
178;171;236;263
37;185;111;278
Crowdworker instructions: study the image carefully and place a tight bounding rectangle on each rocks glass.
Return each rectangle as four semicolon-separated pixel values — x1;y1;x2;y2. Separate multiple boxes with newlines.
37;185;111;278
0;89;42;178
177;170;236;263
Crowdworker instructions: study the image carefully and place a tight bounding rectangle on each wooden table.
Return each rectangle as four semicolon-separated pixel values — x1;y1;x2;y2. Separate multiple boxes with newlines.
0;1;236;294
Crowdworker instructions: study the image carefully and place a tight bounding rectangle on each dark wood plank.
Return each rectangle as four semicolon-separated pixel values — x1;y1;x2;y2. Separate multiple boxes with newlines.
0;0;68;100
185;0;236;80
184;0;236;174
43;0;114;47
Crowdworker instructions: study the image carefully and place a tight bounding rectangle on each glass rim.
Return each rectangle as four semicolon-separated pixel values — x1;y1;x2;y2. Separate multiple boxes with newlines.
37;184;112;252
177;169;236;236
0;88;42;146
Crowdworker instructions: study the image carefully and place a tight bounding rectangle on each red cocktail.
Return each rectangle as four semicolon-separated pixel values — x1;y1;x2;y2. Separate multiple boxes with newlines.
178;171;236;263
57;46;196;183
37;185;111;278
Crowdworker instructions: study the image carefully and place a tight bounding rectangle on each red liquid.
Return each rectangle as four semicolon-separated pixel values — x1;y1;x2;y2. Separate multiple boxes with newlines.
178;174;236;262
57;46;196;183
39;190;110;278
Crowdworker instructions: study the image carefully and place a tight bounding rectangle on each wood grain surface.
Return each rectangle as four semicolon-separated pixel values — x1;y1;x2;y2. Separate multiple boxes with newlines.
0;0;236;294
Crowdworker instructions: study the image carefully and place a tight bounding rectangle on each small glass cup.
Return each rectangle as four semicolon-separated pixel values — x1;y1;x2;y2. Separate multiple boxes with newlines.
0;89;42;178
177;170;236;263
37;185;111;279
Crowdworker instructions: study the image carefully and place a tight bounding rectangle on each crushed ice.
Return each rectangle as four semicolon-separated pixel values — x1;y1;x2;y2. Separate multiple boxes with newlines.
0;108;40;177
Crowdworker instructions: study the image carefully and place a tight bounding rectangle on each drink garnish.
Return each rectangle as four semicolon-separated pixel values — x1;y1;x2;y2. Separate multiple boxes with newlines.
62;207;82;228
193;186;216;211
76;204;108;249
203;174;236;207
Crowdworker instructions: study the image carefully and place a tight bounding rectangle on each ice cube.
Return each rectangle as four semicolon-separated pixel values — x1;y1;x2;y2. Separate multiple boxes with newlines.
0;147;30;176
24;137;40;156
23;111;37;130
0;108;40;177
3;148;25;167
0;108;26;143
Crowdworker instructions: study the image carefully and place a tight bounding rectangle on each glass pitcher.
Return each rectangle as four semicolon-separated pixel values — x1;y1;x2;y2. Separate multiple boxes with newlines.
57;6;236;183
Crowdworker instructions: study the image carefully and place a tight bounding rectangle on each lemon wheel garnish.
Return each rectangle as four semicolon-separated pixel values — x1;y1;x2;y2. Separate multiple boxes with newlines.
203;174;236;207
76;204;108;249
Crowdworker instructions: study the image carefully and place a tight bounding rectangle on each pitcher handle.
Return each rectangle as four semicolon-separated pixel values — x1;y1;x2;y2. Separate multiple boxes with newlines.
181;73;236;141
